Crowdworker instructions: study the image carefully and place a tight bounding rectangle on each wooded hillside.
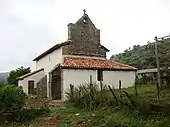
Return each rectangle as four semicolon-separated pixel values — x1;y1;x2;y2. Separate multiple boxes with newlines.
0;72;9;84
110;38;170;70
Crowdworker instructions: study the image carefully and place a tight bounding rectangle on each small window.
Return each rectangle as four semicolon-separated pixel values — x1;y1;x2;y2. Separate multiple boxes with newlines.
83;17;88;26
97;70;103;81
28;80;34;94
83;17;88;23
83;19;86;23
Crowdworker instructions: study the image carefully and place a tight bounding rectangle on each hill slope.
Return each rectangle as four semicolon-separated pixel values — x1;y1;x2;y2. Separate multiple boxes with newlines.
0;72;9;84
110;38;170;70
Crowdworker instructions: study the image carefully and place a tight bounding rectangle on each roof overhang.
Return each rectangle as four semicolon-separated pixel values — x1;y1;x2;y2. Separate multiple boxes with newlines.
17;68;44;80
33;41;71;61
100;45;109;52
61;66;137;71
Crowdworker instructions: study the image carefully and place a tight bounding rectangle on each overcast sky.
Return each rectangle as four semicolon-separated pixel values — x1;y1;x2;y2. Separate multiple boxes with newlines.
0;0;170;72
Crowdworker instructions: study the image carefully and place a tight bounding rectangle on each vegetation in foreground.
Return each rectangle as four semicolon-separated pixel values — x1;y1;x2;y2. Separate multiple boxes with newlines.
0;84;50;126
2;84;170;127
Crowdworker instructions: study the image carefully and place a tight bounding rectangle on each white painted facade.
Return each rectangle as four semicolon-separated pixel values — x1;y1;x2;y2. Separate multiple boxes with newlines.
35;47;62;97
18;70;45;94
103;71;136;88
36;47;62;74
62;69;97;100
17;12;138;101
18;48;136;101
62;69;136;101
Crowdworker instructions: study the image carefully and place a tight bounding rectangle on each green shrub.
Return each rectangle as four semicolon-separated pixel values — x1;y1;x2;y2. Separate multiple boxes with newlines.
0;85;27;121
120;91;152;117
101;121;129;127
20;108;50;123
66;83;115;110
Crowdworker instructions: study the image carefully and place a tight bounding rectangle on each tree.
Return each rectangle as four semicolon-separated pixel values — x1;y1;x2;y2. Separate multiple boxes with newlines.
124;49;128;53
147;41;151;44
128;47;131;51
7;66;31;86
110;41;156;69
110;37;170;70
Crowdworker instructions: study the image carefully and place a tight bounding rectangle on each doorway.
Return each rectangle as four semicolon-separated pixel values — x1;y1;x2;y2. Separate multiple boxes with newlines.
51;67;62;100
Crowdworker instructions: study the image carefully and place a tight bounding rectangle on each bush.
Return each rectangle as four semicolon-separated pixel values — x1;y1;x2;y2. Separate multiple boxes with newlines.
0;85;27;121
66;83;115;110
20;108;50;123
119;91;152;117
102;121;129;127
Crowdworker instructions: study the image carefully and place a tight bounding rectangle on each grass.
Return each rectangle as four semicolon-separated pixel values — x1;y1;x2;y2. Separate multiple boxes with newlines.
2;84;170;127
124;84;170;105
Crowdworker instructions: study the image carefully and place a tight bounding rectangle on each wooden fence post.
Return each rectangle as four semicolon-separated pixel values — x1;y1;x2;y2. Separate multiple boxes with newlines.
119;80;122;90
70;84;74;100
134;74;138;96
90;75;93;86
100;81;103;91
156;82;160;100
135;82;138;96
108;85;119;105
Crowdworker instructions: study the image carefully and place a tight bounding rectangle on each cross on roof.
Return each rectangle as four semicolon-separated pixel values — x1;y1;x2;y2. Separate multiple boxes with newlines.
83;9;86;14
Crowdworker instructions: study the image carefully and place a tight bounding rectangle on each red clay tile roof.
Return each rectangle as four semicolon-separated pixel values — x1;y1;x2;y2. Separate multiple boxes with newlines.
61;56;137;71
33;41;71;61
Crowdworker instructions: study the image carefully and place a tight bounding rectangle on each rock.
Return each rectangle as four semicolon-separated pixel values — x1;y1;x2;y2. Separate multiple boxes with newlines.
75;113;80;116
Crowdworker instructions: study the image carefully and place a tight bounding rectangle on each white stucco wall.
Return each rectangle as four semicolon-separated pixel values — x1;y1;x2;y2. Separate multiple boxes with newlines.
103;71;136;88
36;48;62;74
35;47;62;97
62;69;97;100
62;69;136;101
18;70;45;94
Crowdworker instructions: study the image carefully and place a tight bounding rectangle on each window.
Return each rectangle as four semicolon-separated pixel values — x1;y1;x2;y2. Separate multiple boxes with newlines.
83;17;88;27
83;17;88;24
28;80;35;94
97;70;103;81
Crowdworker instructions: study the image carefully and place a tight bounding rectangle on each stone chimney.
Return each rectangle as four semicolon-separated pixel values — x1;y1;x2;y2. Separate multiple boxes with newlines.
67;23;74;40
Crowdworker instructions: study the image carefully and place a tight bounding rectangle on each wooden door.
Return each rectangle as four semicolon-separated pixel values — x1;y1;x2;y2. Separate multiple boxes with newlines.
51;67;61;100
28;80;34;94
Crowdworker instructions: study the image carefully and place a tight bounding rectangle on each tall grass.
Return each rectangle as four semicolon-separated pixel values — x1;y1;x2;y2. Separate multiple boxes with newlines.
65;83;115;110
66;83;167;118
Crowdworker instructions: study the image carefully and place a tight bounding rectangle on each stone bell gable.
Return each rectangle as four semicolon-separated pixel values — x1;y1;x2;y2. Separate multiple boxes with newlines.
62;10;109;58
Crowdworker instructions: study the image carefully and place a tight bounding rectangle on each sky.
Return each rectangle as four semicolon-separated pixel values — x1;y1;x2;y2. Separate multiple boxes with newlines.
0;0;170;72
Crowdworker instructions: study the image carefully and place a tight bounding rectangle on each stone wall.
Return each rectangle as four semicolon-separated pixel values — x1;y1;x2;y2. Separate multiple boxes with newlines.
62;41;107;58
25;95;62;109
62;14;107;58
36;76;47;98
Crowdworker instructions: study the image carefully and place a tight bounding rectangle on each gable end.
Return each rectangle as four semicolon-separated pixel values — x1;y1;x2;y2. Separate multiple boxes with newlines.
33;41;71;61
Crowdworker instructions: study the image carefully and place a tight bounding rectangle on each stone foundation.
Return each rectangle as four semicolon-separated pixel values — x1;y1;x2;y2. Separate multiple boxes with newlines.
25;95;61;109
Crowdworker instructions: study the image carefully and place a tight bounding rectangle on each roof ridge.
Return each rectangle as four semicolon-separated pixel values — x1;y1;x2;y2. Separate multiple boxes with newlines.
33;40;71;61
